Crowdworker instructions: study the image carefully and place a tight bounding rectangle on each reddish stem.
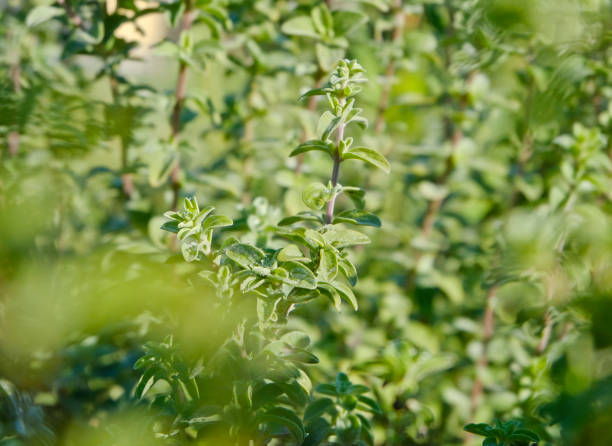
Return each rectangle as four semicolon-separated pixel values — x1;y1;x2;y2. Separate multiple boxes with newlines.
169;2;194;210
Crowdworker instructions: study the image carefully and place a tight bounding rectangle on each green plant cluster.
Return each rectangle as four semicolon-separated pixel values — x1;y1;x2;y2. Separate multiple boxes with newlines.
1;1;612;446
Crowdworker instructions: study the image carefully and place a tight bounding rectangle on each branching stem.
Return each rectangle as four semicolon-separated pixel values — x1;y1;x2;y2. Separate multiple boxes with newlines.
170;0;194;210
325;98;345;224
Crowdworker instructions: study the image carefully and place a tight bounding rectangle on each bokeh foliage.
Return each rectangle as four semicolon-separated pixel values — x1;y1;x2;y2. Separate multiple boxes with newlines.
1;0;612;445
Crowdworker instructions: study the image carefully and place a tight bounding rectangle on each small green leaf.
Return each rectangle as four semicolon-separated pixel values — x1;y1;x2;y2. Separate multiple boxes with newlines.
343;147;390;173
317;283;341;310
316;43;344;71
333;210;381;227
316;111;337;141
338;258;358;286
315;383;338;396
331;281;358;310
260;407;305;443
226;243;266;269
278;211;324;226
332;10;368;36
202;214;233;232
281;331;311;349
278;244;309;262
285;349;319;364
281;16;319;39
299;87;331;101
464;423;492;437
357;395;382;414
508;429;540;442
278;261;317;289
289;140;332;157
317;248;338;282
134;368;157;399
305;398;334;421
26;6;64;27
303;183;331;210
303;417;332;446
160;220;180;233
322;226;370;248
252;383;283;409
352;0;390;12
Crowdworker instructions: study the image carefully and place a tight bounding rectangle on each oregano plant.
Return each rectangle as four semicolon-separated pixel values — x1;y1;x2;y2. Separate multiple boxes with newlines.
151;58;388;444
2;2;612;446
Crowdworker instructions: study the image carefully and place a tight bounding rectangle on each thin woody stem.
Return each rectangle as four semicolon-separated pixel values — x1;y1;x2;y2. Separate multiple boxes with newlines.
325;98;346;224
469;285;498;415
58;0;84;28
170;0;195;211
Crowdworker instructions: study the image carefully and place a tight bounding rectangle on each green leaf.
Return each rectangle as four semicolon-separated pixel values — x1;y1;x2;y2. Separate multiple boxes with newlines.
289;140;332;157
316;43;344;71
343;187;366;209
252;383;283;409
299;87;330;101
281;16;319;39
331;281;358;311
310;5;333;37
338;257;358;286
303;183;331;210
332;10;368;36
464;423;492;437
357;395;382;414
317;283;341;310
201;214;233;232
316;111;337;141
26;6;64;27
285;348;319;364
303;417;332;446
343;147;390;173
134;368;157;399
322;226;370;248
315;383;338;396
508;429;540;442
260;407;305;443
278;211;324;226
277;244;309;262
160;220;180;233
317;248;338;282
281;331;311;349
226;243;265;269
333;209;381;227
305;398;334;421
352;0;390;12
277;261;317;289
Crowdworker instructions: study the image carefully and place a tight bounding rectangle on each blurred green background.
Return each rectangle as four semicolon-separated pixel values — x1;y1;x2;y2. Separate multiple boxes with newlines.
1;0;612;445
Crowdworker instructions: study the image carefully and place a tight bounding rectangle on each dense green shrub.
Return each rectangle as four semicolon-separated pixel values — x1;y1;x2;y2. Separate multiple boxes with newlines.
1;1;612;445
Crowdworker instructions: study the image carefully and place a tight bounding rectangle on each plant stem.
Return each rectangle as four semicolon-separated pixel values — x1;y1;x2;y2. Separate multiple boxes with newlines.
374;0;404;134
58;0;84;29
170;0;194;210
325;99;345;224
469;285;498;415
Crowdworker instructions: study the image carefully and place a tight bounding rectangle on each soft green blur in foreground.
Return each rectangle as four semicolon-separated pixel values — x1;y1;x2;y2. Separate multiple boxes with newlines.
2;0;612;445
